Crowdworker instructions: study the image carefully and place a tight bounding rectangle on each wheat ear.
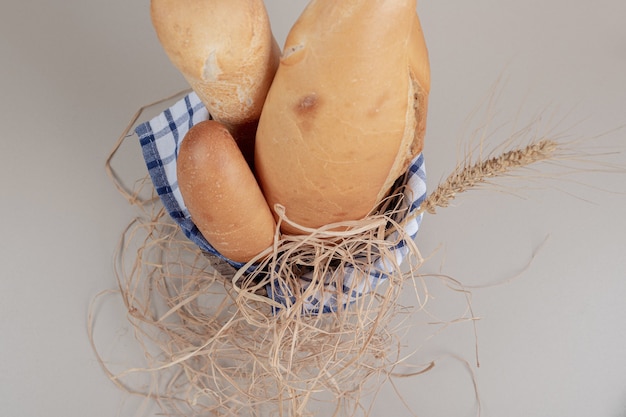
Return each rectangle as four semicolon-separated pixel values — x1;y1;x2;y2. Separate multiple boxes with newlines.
419;139;559;215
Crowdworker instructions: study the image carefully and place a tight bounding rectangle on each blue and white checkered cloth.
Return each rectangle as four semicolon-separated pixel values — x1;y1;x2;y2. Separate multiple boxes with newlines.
135;91;427;313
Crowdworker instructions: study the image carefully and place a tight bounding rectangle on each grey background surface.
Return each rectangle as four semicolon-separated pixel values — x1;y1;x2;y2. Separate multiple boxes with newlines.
1;1;625;416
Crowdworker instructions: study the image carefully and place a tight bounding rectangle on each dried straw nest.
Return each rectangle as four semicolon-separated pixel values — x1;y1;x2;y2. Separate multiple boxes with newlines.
98;160;430;417
91;90;606;417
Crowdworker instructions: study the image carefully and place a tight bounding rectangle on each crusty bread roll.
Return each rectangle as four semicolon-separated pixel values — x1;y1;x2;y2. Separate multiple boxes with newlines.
177;120;276;263
151;0;280;164
255;0;430;234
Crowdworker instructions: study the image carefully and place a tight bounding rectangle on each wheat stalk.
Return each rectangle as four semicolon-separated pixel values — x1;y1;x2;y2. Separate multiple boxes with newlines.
418;139;559;215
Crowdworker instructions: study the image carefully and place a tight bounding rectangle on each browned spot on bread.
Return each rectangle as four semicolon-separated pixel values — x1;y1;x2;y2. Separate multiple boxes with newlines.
294;94;320;131
296;94;319;114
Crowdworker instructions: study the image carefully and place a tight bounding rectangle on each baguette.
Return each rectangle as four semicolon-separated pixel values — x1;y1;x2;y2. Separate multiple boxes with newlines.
151;0;280;165
255;0;430;234
177;121;276;263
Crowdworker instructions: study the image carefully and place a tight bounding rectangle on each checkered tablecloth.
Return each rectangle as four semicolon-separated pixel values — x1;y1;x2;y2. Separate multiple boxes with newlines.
135;92;427;313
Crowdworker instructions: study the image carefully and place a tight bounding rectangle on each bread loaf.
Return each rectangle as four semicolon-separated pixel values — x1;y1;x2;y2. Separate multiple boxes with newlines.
254;0;430;234
177;120;276;263
151;0;280;164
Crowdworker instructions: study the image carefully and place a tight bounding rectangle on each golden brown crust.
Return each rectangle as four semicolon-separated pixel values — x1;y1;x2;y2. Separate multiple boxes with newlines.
177;121;276;263
150;0;279;127
383;13;431;197
254;0;430;234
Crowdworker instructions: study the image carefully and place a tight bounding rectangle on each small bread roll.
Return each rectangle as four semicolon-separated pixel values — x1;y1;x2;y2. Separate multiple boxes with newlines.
151;0;280;164
255;0;430;234
177;120;276;263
